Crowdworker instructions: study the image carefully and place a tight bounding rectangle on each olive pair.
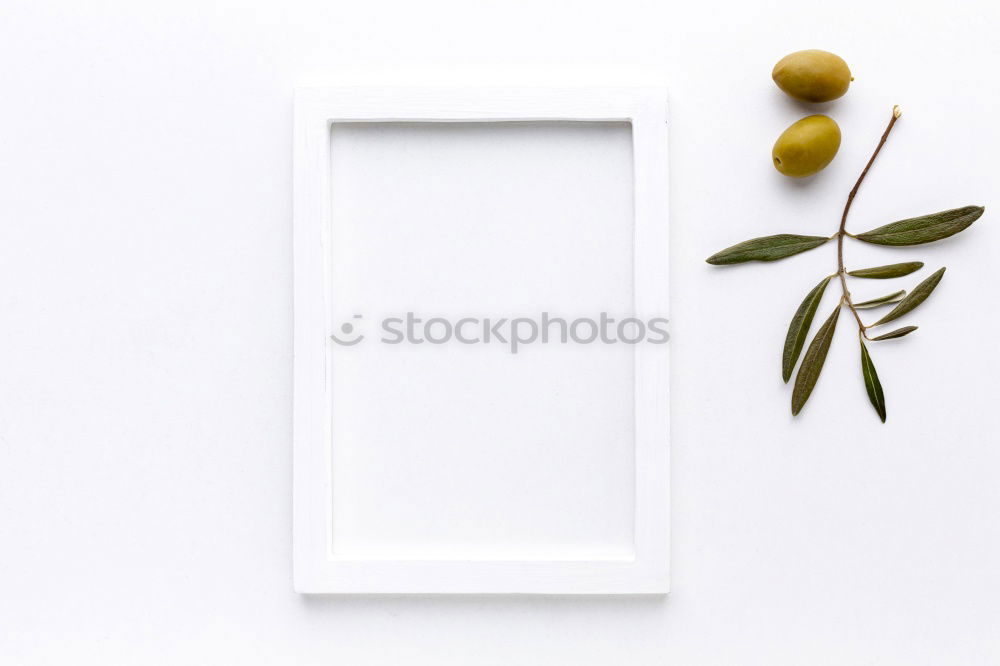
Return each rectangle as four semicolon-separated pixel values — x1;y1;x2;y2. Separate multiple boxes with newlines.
771;50;852;177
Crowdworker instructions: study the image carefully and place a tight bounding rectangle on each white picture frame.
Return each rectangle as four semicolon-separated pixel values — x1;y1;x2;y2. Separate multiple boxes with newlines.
293;86;669;594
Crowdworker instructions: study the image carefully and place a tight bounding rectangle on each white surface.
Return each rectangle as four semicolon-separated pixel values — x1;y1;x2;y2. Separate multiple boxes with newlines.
1;0;998;662
294;88;669;592
328;120;637;563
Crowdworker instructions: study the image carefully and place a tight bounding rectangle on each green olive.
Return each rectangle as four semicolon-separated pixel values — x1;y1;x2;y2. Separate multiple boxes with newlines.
772;115;841;178
772;50;852;103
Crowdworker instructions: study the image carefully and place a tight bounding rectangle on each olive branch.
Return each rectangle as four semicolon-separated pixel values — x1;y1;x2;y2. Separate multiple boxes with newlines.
706;106;986;422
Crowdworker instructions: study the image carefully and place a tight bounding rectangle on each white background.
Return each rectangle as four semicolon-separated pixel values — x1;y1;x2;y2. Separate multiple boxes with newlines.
1;0;999;663
326;121;639;563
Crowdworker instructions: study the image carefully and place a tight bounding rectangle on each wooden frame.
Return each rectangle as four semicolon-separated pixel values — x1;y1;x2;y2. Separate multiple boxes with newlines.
293;87;669;593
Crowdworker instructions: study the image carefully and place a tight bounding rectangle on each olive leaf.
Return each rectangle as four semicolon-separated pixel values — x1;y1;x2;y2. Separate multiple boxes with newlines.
791;304;840;416
853;290;906;309
860;340;886;423
706;234;831;265
872;267;946;326
847;262;924;279
782;276;833;382
855;206;984;246
871;326;918;341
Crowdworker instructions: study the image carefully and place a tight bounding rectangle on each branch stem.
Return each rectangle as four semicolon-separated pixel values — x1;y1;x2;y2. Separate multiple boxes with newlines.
837;106;901;338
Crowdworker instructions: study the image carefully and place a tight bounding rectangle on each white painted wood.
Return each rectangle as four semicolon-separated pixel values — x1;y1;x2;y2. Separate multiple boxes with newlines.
293;87;669;593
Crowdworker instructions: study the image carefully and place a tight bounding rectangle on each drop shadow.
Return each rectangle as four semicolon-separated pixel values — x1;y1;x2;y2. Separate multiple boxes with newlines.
774;170;823;190
297;591;669;616
772;92;838;117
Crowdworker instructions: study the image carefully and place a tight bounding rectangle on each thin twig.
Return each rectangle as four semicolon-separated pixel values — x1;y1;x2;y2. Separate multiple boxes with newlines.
837;106;902;338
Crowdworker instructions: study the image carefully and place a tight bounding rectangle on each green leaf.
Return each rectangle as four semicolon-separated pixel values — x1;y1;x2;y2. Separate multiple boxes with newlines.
871;326;918;341
854;290;906;309
847;262;924;279
791;304;841;416
860;340;886;423
872;267;946;326
782;276;833;383
855;206;985;246
706;234;831;265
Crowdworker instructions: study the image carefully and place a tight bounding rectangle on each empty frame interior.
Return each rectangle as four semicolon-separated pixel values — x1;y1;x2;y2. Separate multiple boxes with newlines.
327;121;638;561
